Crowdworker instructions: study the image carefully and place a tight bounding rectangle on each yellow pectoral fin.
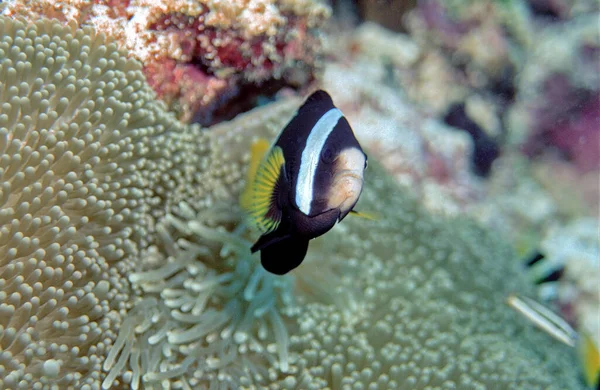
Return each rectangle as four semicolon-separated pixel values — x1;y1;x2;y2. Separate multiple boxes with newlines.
350;210;380;221
579;330;600;388
240;138;271;211
242;144;285;233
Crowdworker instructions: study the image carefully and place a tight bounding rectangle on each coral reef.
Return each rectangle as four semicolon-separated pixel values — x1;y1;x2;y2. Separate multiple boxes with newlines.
444;102;500;176
323;3;598;347
507;11;600;222
353;0;417;32
2;0;331;124
321;22;484;217
335;0;599;182
0;13;589;390
514;13;600;175
466;155;557;248
532;159;599;217
523;73;599;173
403;0;515;115
322;7;600;375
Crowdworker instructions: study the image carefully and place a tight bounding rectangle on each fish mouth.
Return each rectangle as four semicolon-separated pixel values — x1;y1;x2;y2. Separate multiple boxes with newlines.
334;169;364;182
329;170;364;215
345;172;364;181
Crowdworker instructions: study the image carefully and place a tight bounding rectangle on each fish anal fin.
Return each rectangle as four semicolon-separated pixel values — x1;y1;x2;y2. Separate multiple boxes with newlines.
260;235;309;275
349;209;379;221
243;145;286;233
579;330;600;388
251;230;290;253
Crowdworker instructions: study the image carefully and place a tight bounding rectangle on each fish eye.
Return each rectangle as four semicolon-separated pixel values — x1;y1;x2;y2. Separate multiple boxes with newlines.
321;146;335;164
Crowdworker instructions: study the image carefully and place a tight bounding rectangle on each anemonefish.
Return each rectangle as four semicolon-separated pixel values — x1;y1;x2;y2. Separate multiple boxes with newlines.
240;90;367;275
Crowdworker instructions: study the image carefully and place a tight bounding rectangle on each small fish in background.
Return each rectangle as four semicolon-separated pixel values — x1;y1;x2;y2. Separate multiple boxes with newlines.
580;330;600;390
240;90;368;275
512;249;599;389
523;250;565;301
507;294;578;347
507;294;600;389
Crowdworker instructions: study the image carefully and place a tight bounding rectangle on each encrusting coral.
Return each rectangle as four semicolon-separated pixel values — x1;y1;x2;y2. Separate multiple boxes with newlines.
2;0;331;124
0;15;586;390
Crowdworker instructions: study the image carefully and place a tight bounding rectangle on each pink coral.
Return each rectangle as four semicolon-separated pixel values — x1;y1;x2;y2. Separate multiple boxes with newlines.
144;9;322;123
4;0;330;123
524;73;600;174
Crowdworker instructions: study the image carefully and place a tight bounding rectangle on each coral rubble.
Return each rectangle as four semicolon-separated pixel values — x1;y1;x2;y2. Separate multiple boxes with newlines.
2;0;331;124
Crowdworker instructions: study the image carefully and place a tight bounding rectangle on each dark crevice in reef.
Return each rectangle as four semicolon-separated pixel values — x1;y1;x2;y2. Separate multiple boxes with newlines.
187;52;301;127
489;65;518;108
188;55;213;77
330;0;418;32
192;79;297;127
444;103;501;178
526;0;566;21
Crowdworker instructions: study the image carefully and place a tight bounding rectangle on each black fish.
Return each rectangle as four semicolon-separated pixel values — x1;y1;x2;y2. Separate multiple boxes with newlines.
240;90;367;274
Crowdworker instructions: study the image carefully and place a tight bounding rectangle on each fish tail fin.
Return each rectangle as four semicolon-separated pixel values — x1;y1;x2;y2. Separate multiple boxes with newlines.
260;235;309;275
350;209;380;221
522;250;564;300
579;329;600;388
240;138;271;212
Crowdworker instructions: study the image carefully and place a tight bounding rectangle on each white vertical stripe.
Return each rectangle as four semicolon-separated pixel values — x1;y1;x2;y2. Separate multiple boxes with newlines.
295;108;343;215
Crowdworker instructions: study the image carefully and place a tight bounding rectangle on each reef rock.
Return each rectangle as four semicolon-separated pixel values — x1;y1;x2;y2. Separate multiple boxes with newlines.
2;0;331;124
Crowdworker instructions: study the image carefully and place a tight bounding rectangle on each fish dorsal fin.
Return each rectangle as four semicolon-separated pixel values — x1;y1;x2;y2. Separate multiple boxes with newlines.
241;144;285;233
298;90;335;114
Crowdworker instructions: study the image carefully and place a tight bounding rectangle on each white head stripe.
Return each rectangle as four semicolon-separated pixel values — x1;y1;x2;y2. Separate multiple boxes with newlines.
295;108;343;215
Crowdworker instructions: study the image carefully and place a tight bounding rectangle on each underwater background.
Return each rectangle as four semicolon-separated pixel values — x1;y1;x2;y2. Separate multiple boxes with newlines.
0;0;598;389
